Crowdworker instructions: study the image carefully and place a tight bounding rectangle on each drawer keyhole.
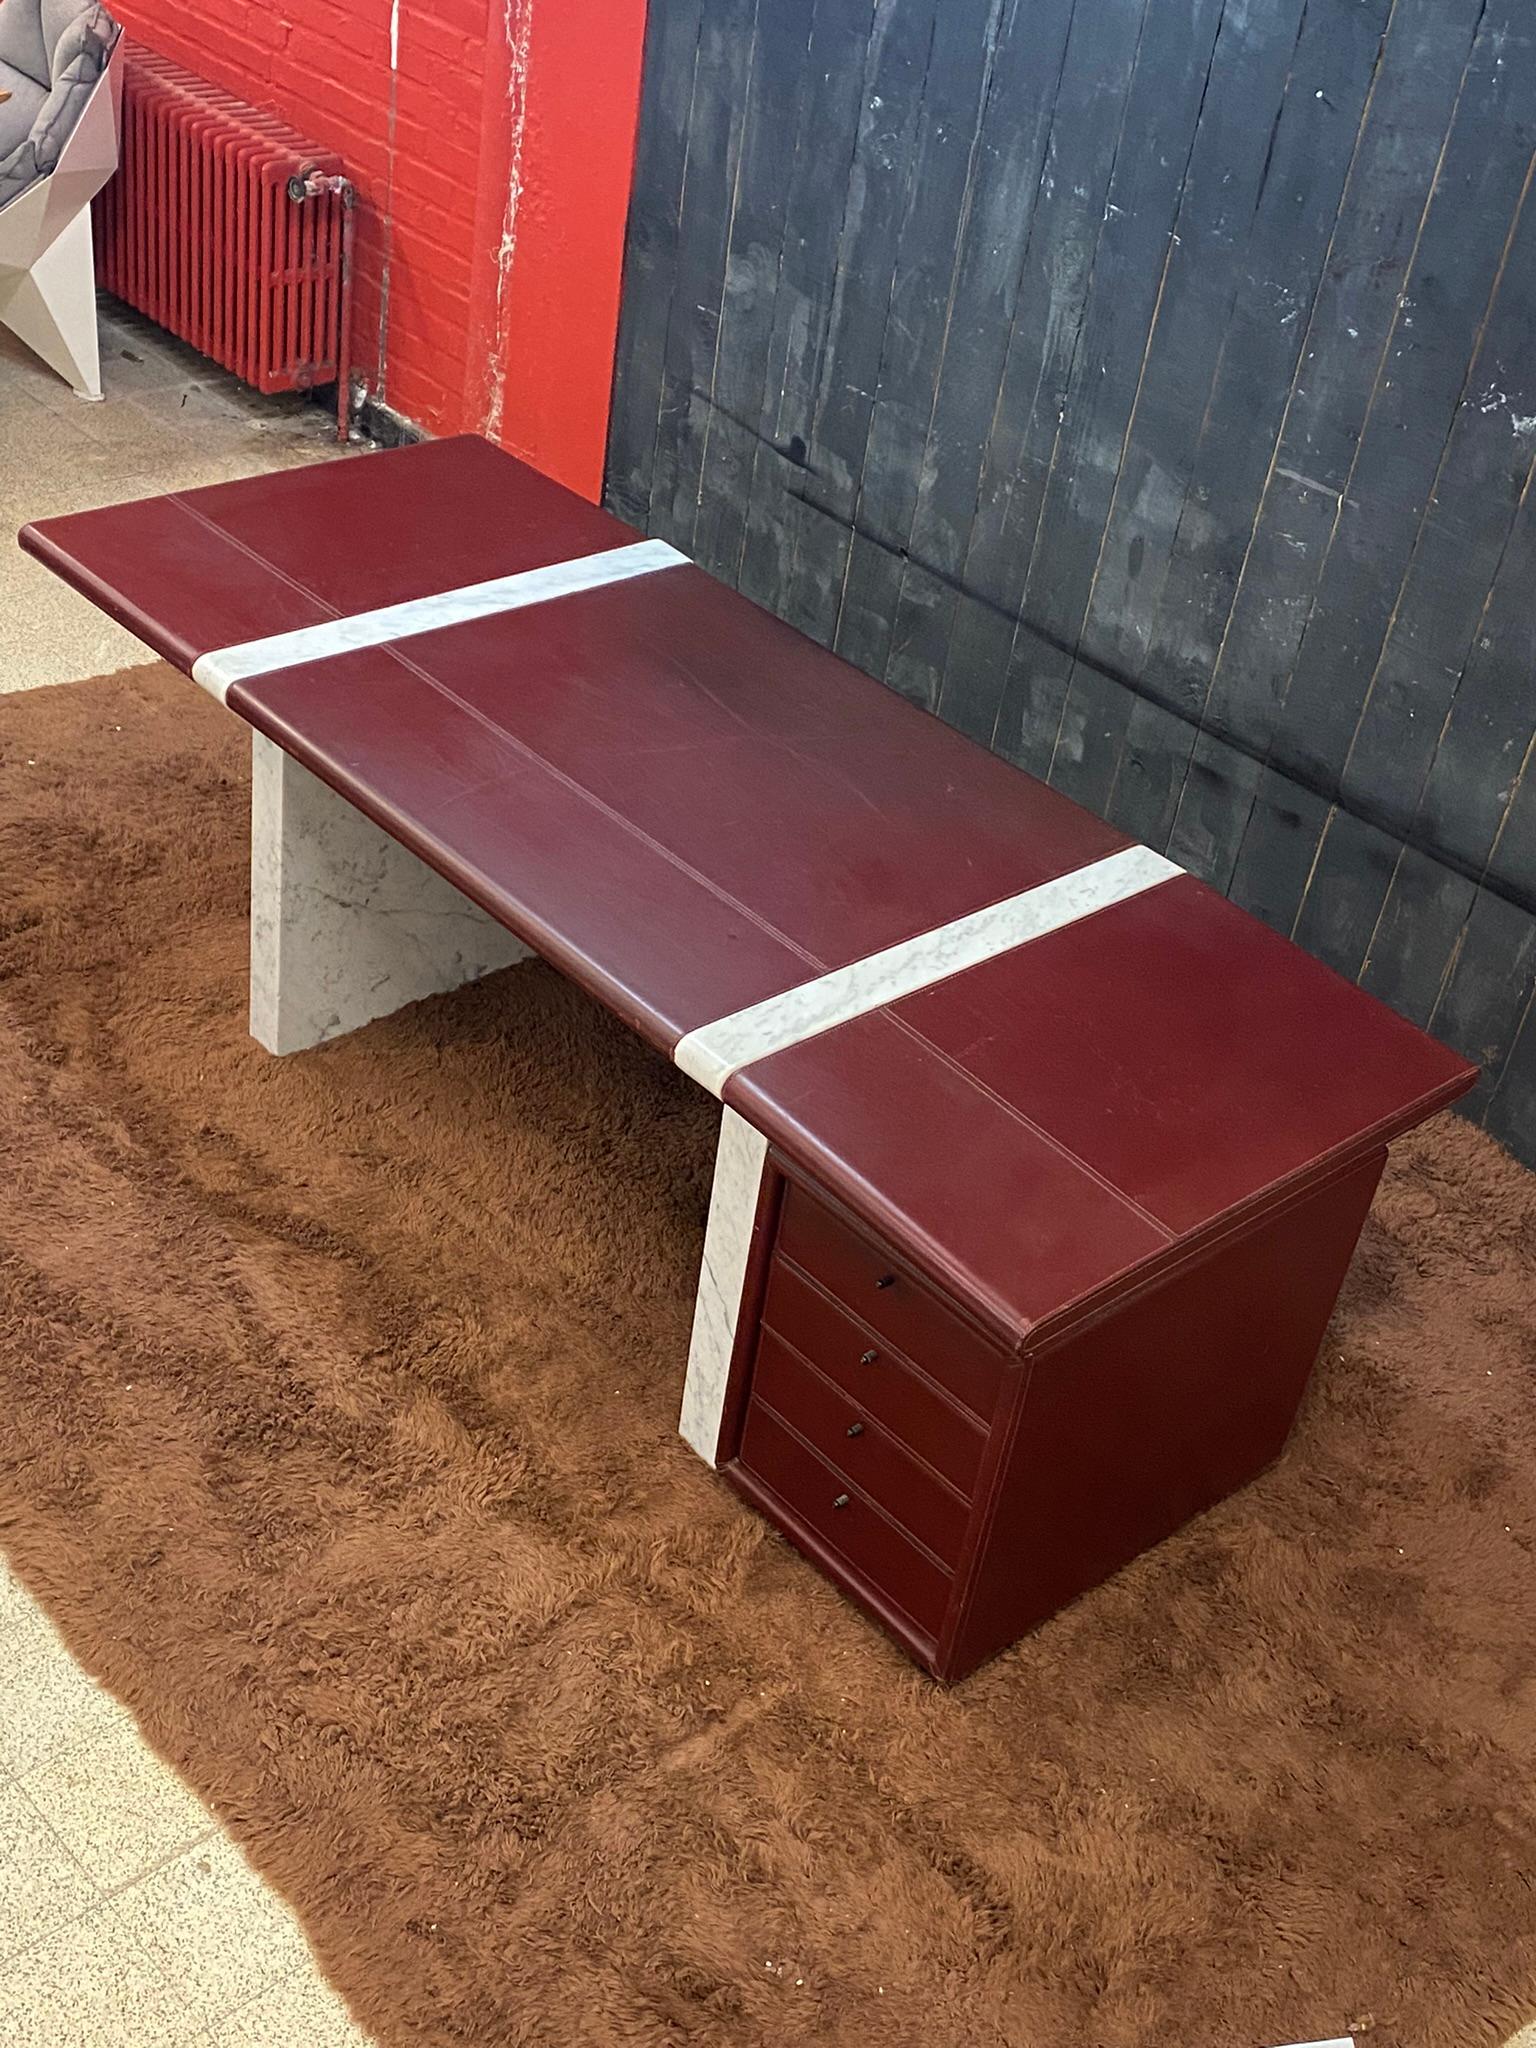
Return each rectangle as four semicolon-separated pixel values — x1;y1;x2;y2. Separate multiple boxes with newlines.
860;1348;879;1366
832;1493;851;1510
846;1421;865;1438
875;1274;896;1290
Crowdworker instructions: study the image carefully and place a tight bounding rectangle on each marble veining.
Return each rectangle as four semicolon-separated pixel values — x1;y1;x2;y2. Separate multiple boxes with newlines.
193;538;688;701
679;1108;769;1465
673;843;1181;1096
249;733;530;1056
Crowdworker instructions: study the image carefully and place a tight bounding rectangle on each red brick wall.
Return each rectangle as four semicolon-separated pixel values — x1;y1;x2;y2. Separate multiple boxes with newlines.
109;0;647;498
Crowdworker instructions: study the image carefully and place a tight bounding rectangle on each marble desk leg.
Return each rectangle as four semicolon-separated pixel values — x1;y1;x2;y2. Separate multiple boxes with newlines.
679;1107;769;1466
249;732;531;1056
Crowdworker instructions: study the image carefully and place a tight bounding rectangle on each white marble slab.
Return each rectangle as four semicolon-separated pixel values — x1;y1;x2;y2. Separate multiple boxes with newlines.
192;538;688;702
249;733;530;1056
673;843;1181;1096
679;1108;769;1465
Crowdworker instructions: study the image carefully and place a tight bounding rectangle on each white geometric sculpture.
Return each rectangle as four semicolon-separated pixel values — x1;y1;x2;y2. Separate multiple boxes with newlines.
0;34;122;399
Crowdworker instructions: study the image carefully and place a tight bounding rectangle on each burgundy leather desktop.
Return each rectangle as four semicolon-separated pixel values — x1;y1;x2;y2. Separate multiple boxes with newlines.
21;435;1477;1681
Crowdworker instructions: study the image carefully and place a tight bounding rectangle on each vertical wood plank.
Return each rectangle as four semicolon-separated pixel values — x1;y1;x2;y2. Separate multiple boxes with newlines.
1108;0;1393;852
1430;887;1536;1117
1272;11;1536;796
605;0;706;526
1225;769;1332;938
1484;972;1536;1153
735;0;879;612
650;0;762;548
1290;806;1402;978
934;0;1152;745
776;0;943;646
995;0;1228;798
1163;0;1499;885
1338;189;1536;834
688;0;818;581
883;0;1076;709
1393;460;1536;888
832;0;1005;683
1359;850;1475;1030
1070;0;1310;725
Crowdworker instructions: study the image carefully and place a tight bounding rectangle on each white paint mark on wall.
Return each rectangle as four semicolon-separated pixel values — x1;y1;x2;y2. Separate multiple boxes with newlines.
485;0;535;444
375;0;402;403
1277;467;1342;500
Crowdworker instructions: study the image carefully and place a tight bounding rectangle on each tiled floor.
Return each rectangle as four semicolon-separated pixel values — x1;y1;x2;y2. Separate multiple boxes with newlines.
3;301;375;2042
0;1562;369;2046
3;296;364;694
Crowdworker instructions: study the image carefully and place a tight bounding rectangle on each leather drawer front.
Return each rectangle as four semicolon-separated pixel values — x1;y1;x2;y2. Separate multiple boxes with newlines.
737;1402;953;1640
761;1256;988;1496
751;1332;972;1565
775;1182;1006;1421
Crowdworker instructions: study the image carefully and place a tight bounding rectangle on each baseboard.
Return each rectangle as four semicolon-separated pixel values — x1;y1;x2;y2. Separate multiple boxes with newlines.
350;391;427;448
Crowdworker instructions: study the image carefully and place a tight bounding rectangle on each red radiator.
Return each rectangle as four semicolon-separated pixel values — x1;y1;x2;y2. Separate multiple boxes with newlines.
94;47;356;437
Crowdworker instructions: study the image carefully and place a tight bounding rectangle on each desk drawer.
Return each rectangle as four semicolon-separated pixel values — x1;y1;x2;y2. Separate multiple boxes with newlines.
761;1257;987;1496
738;1401;953;1640
751;1332;972;1564
776;1182;1006;1421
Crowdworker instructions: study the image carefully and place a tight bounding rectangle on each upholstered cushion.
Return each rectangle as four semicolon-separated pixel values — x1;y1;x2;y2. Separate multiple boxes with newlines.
42;0;98;61
0;1;117;206
0;4;48;89
0;60;47;156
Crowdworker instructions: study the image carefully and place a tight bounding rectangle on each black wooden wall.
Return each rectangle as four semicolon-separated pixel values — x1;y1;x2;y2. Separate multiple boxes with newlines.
607;0;1536;1168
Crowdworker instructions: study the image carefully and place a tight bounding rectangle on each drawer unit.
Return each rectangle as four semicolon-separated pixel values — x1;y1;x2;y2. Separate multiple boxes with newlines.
751;1330;973;1564
722;1151;1396;1681
775;1181;1006;1420
724;1174;1001;1664
736;1400;954;1641
760;1256;987;1496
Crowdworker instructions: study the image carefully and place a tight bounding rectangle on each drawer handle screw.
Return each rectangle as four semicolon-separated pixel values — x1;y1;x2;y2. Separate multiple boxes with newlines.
846;1421;865;1438
833;1493;851;1510
875;1274;896;1290
860;1349;879;1366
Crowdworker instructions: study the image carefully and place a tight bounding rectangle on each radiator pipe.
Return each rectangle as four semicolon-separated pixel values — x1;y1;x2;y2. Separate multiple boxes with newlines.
287;168;357;444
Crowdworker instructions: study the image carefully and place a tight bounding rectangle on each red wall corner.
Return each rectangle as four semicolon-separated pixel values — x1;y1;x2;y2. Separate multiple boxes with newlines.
108;0;649;499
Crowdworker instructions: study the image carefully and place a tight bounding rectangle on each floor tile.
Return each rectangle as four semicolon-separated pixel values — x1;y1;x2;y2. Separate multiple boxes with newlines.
0;374;47;423
0;1633;129;1778
0;1896;202;2047
0;401;152;521
0;1777;99;1966
92;314;227;396
3;581;154;694
112;1833;310;2024
0;1565;58;1665
21;1715;215;1889
3;288;369;694
210;1967;372;2048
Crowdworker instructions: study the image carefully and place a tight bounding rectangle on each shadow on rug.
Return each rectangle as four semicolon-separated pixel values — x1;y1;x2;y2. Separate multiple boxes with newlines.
1;666;1534;2048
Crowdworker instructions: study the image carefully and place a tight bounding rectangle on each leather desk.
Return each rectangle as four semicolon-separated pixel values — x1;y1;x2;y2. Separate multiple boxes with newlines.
21;435;1476;1681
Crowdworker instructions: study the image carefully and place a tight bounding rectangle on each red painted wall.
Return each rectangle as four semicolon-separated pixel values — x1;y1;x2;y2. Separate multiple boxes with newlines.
108;0;647;500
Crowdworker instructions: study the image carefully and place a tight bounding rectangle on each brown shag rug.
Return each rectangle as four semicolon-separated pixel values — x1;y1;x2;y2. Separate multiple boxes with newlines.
1;665;1534;2048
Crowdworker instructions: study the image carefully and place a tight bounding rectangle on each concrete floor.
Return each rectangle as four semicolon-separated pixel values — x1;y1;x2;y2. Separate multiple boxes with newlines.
3;296;362;694
2;300;374;2044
